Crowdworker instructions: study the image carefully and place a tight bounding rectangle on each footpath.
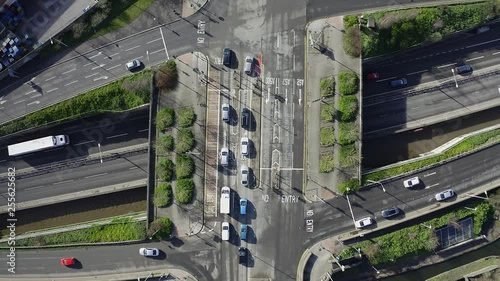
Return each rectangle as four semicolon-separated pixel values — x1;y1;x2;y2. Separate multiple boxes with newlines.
8;269;197;281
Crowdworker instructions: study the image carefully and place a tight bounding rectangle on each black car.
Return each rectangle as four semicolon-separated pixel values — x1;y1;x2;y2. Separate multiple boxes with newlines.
223;48;232;67
381;207;400;218
238;247;248;264
241;108;250;129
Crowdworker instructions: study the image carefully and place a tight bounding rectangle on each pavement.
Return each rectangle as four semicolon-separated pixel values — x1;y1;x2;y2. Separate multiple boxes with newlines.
303;16;360;201
154;51;208;239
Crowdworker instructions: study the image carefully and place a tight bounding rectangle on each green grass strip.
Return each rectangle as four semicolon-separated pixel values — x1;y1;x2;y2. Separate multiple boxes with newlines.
427;256;500;281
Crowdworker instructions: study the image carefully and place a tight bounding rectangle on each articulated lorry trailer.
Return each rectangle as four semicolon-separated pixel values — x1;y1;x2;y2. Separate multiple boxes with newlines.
8;135;70;156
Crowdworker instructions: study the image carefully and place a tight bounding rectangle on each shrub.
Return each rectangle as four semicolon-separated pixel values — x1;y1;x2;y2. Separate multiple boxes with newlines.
338;96;358;122
339;144;358;168
156;108;175;131
157;158;174;181
319;153;335;173
338;179;360;194
344;15;359;28
176;129;195;153
338;71;359;95
343;26;362;57
175;179;195;204
153;183;172;207
155;60;178;90
148;217;174;239
320;77;335;97
320;127;335;147
338;122;358;145
178;107;196;128
156;135;174;155
176;155;195;179
320;103;335;122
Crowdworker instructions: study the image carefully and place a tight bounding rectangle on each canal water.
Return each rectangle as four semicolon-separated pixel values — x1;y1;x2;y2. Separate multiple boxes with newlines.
363;106;500;168
0;187;146;237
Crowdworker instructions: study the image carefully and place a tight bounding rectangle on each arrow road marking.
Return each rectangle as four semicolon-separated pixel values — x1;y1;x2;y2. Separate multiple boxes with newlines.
93;76;109;81
299;89;302;105
425;183;440;189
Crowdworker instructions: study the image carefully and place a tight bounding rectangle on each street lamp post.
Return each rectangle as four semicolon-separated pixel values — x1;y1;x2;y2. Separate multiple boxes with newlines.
345;188;356;227
465;192;489;200
367;180;386;192
315;194;326;203
451;69;458;88
420;223;432;229
97;143;103;163
372;265;380;274
464;207;477;211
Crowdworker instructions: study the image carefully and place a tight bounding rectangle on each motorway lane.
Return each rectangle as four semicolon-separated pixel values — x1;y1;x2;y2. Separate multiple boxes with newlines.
363;28;500;96
0;153;148;205
306;143;500;246
0;108;149;171
363;71;500;134
1;239;217;280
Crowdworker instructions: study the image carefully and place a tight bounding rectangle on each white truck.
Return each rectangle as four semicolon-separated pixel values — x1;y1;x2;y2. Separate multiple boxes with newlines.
8;135;70;156
220;186;231;214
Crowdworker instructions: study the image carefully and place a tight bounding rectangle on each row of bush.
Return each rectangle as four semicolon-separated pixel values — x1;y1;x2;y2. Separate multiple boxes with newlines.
340;201;494;265
156;106;196;132
0;72;152;137
155;154;196;205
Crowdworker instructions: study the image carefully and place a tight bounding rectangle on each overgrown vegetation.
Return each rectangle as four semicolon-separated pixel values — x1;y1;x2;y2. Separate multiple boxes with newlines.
156;134;174;154
176;155;195;179
175;179;195;204
153;183;172;207
361;2;500;57
156;108;175;131
340;202;494;264
339;144;358;168
178;107;196;128
155;60;179;91
147;217;174;239
43;0;156;56
338;71;359;95
176;129;195;153
338;179;360;194
157;158;174;182
320;103;335;122
0;72;151;137
343;26;362;57
338;95;358;122
11;219;146;246
338;122;358;145
320;77;335;97
344;15;359;28
320;127;335;147
363;128;500;184
319;153;335;173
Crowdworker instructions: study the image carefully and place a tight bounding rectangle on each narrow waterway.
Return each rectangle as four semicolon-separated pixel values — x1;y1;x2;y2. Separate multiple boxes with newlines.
0;187;146;236
363;106;500;168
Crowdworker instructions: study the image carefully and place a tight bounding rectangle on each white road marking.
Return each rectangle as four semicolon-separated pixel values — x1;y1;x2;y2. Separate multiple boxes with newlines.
138;128;149;132
85;173;109;179
85;73;99;79
411;106;419;110
465;56;484;62
293;54;295;71
147;38;162;44
150;49;163;55
407;69;427;76
437;63;455;69
125;45;140;52
13;99;25;105
24;90;36;95
75;140;93;145
27;101;40;106
0;160;6;163
492;51;500;55
159;27;170;59
277;33;280;48
53;180;74;185
466;38;500;48
109;52;119;57
106;65;121;71
425;183;440;189
62;68;76;74
379;114;388;118
129;167;138;170
46;88;59;93
376;77;396;82
106;133;128;139
64;81;78;87
25;185;44;191
424;172;436;177
30;94;42;99
83;62;94;67
45;76;56;81
91;64;105;70
88;52;101;59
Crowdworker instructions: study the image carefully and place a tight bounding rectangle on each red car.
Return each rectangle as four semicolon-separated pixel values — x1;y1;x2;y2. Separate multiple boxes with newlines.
367;72;380;80
60;257;75;266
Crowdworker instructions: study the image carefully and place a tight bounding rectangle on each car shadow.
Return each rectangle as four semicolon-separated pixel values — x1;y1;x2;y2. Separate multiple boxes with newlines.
170;237;185;248
67;259;82;269
246;226;257;244
152;251;167;260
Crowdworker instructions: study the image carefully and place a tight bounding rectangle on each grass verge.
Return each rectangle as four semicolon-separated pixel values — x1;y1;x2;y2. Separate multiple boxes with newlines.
363;128;500;184
428;256;500;281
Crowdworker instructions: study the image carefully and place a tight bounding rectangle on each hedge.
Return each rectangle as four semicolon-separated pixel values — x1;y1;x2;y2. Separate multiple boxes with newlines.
178;107;196;128
338;71;359;95
175;179;195;204
319;153;335;173
176;129;195;153
320;103;335;122
148;217;174;239
156;134;174;155
176;155;195;179
338;95;358;122
320;127;335;147
157;158;174;182
153;183;172;207
320;77;335;97
156;108;175;131
338;122;358;145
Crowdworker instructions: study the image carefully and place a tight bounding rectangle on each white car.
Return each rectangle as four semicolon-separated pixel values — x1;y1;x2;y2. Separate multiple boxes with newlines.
241;165;249;186
241;137;249;156
222;222;230;241
126;59;141;71
435;189;454;201
403;177;420;188
139;248;159;257
220;147;229;166
354;217;374;229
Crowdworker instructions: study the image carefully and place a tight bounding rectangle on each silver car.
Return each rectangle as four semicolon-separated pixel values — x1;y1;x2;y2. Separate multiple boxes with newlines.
241;165;249;186
126;59;141;71
403;177;420;188
139;247;159;257
435;189;454;201
244;56;253;75
355;217;374;229
220;147;229;167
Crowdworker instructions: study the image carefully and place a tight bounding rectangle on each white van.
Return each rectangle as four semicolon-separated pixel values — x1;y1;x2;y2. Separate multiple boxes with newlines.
244;56;253;75
222;222;230;241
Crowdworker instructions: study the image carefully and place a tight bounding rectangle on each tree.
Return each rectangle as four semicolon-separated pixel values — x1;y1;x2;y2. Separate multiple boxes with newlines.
175;179;195;204
339;144;358;168
176;155;195;179
155;61;178;90
156;135;174;155
178;107;196;128
176;129;195;153
423;230;439;251
147;218;174;239
156;108;175;131
157;158;174;181
154;183;172;207
363;242;380;260
343;26;362;57
320;77;335;97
